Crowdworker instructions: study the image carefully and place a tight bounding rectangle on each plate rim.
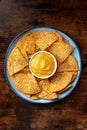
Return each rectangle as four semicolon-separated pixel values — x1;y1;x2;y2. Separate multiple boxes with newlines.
4;26;82;104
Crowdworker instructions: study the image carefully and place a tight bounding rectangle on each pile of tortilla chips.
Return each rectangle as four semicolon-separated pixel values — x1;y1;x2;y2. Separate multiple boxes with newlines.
7;30;79;100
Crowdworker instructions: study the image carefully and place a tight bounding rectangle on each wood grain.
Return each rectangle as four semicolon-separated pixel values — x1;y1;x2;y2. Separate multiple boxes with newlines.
0;0;87;130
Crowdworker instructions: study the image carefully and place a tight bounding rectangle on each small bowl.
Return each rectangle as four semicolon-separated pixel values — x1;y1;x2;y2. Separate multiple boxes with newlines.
29;51;57;79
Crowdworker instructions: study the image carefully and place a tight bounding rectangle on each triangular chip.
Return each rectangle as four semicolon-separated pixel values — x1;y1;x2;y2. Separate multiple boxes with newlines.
31;31;58;50
11;72;41;94
30;94;39;100
7;47;28;76
71;71;78;82
16;33;37;61
24;33;37;55
24;94;30;98
49;72;73;92
18;47;28;61
19;66;29;74
38;91;58;100
38;79;58;100
57;84;72;93
57;55;79;72
48;40;74;63
54;31;63;42
39;79;50;91
16;34;29;61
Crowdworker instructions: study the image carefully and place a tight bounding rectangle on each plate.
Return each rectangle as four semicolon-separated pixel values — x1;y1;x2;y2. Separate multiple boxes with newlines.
4;26;82;104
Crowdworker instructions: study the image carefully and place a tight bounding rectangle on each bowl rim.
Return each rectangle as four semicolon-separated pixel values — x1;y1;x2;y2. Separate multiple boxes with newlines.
4;26;82;104
29;50;57;79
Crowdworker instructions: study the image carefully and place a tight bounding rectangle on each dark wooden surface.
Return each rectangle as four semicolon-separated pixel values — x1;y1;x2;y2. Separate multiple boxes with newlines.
0;0;87;130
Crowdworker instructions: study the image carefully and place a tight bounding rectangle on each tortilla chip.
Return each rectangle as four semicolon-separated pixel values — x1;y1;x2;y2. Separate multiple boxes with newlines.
11;72;41;94
20;66;29;74
43;92;58;100
7;47;28;76
39;79;50;91
49;72;73;92
57;55;79;72
30;95;39;100
71;71;78;82
38;91;58;100
35;77;42;82
28;54;33;60
24;94;30;98
16;32;37;61
16;34;29;61
57;84;72;93
18;47;28;61
31;31;58;50
38;79;58;99
48;40;74;63
24;33;37;55
25;93;39;100
54;31;63;42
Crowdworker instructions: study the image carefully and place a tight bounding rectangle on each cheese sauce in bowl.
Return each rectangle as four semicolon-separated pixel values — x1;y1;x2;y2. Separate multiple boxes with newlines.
29;51;57;79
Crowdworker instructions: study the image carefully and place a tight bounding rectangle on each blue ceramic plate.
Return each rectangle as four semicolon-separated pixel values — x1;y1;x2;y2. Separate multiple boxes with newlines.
4;26;82;104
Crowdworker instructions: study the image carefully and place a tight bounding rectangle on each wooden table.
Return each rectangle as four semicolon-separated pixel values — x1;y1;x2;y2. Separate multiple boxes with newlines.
0;0;87;130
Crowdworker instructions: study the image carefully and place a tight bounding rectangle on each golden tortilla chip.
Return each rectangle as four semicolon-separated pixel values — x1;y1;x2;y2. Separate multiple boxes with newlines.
54;31;63;41
35;77;41;82
31;31;58;50
48;40;74;63
38;91;47;98
24;33;37;55
57;55;79;72
28;54;33;59
38;91;58;100
7;47;28;76
57;84;72;93
39;79;50;91
18;47;28;61
16;32;37;61
11;72;41;94
30;94;39;100
20;66;29;74
38;79;58;100
24;94;30;98
43;92;58;100
16;34;29;61
49;72;73;92
25;93;39;100
71;71;78;82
